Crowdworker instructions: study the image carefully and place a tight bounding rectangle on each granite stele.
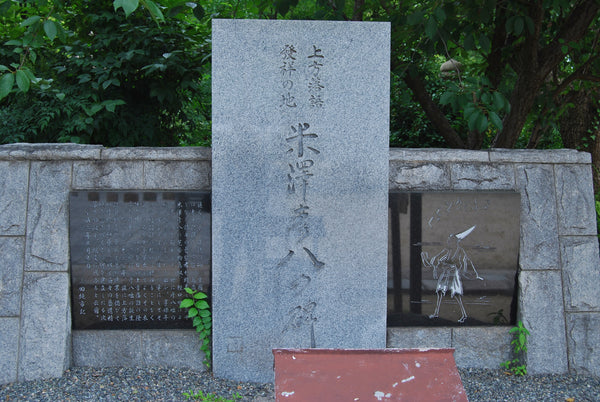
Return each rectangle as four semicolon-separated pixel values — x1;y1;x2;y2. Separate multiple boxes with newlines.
212;19;391;383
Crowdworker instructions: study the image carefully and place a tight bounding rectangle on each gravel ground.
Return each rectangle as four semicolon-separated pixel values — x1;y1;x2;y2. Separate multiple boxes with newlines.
1;366;599;401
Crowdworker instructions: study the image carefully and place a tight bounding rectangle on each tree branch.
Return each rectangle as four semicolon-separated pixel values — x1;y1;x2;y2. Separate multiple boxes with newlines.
403;70;466;148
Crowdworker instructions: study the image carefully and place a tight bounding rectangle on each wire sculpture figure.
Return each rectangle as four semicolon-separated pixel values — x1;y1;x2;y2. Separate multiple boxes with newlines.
421;225;484;323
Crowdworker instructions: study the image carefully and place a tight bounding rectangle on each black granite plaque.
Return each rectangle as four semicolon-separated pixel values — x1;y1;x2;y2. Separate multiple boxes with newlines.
388;192;520;326
70;191;211;330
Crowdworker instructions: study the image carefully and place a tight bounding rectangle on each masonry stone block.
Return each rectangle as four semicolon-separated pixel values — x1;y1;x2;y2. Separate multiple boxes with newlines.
100;146;211;161
560;236;600;311
516;165;559;270
25;162;71;272
452;327;512;368
72;160;143;189
519;270;568;374
489;148;590;164
389;163;450;190
0;317;19;385
72;330;142;367
0;237;24;316
451;163;515;190
18;272;70;381
566;313;600;376
144;161;211;190
389;148;489;163
0;161;29;235
386;327;452;349
142;330;206;369
555;165;596;236
0;143;102;160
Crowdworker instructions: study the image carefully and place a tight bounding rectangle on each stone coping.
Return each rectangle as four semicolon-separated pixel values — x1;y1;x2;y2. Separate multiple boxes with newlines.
0;144;590;164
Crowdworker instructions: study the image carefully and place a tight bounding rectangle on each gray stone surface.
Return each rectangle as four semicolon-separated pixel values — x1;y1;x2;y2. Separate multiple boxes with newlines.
0;317;19;385
555;165;597;235
72;330;207;369
144;161;211;189
25;162;71;272
519;270;568;374
452;327;511;368
72;330;142;367
386;327;452;349
516;165;560;270
100;146;211;161
389;148;490;163
450;163;515;190
389;163;450;190
566;313;600;376
560;236;600;311
212;19;390;383
0;237;24;316
18;272;70;381
72;160;143;189
0;143;102;160
142;330;206;368
0;161;29;235
489;148;591;164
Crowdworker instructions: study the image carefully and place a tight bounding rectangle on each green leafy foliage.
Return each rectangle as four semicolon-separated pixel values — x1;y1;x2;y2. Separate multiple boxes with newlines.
179;287;212;369
0;0;210;146
183;389;241;402
501;321;530;376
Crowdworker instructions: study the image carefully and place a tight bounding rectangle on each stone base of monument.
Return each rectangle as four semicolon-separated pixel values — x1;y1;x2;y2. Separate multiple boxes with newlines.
273;348;467;401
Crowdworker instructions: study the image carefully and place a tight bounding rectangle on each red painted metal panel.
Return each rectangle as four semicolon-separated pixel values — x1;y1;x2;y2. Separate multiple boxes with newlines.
273;348;468;401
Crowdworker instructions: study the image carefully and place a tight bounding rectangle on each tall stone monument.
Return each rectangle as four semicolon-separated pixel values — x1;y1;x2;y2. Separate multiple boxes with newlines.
212;19;390;382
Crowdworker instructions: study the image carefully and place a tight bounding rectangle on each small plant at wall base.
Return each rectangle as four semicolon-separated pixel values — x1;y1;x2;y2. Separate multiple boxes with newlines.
179;288;212;369
500;321;530;376
183;389;242;401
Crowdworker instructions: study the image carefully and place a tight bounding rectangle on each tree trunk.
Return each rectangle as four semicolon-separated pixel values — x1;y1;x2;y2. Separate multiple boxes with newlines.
403;71;466;148
492;73;543;148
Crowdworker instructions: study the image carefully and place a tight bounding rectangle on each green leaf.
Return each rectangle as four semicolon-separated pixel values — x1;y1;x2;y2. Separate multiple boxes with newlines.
15;70;30;92
433;7;446;23
102;99;126;112
463;33;475;51
4;39;22;46
0;65;9;72
439;91;454;105
192;3;205;20
406;10;425;26
56;93;65;100
184;287;195;294
114;0;139;17
193;291;208;299
142;0;165;22
513;17;524;35
489;111;503;131
492;91;505;110
194;300;209;310
479;34;491;53
0;73;14;100
192;316;202;327
179;299;194;308
476;112;488;132
20;15;41;27
425;18;437;40
198;309;210;317
187;307;198;318
44;20;57;41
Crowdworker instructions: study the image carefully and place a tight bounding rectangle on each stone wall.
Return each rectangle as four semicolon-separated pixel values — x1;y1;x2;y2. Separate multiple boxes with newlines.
0;144;598;385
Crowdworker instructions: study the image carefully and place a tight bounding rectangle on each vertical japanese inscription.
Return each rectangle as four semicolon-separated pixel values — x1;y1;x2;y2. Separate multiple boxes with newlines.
277;44;326;346
69;191;211;330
